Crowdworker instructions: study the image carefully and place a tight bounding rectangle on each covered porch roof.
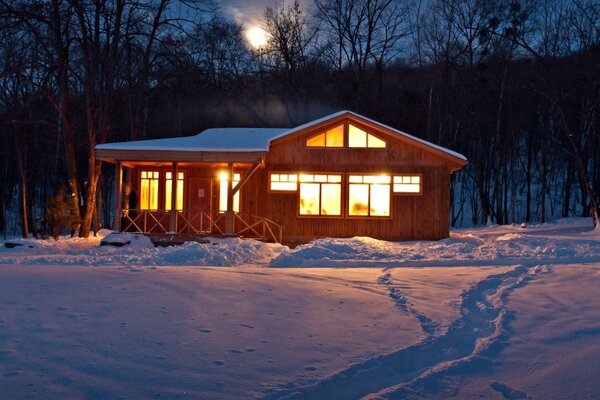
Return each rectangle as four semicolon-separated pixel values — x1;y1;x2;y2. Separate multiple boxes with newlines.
96;128;287;164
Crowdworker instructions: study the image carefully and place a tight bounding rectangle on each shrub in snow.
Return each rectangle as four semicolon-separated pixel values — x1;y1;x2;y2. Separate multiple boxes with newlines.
44;186;81;240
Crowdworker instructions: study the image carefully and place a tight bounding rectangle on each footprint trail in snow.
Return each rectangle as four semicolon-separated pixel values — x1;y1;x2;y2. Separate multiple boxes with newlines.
259;264;547;400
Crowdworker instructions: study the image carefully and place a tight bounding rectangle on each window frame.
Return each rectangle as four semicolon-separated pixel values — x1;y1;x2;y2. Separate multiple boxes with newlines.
305;124;345;148
346;173;393;219
296;172;345;218
268;172;299;193
305;121;388;150
218;172;241;213
165;171;185;211
138;169;161;211
392;173;423;196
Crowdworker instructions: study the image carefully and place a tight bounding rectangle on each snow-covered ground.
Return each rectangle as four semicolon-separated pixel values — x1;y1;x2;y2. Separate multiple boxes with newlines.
1;218;600;398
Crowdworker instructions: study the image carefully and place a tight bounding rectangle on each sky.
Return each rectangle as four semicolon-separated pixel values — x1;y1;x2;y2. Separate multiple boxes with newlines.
217;0;282;26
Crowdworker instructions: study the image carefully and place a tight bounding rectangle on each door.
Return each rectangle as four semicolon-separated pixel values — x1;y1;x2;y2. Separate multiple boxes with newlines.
186;178;213;232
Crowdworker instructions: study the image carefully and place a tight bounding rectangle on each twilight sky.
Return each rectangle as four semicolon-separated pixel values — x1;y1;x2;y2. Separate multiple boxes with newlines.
217;0;282;26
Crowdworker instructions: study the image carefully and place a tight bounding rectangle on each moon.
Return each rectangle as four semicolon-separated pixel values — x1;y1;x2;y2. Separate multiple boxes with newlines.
246;26;268;49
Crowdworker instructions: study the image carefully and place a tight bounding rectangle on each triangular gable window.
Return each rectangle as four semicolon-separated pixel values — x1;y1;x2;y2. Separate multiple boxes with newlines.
348;124;386;148
306;125;344;147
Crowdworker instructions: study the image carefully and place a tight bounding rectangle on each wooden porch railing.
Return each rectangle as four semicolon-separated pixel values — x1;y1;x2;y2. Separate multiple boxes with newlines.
233;213;283;244
121;209;283;243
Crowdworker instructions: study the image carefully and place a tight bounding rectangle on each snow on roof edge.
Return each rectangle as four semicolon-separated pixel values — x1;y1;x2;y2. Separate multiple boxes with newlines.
267;110;467;162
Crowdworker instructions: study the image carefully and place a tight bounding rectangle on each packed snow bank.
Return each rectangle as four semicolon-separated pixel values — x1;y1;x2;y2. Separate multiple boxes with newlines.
2;218;599;267
270;218;600;267
0;235;287;267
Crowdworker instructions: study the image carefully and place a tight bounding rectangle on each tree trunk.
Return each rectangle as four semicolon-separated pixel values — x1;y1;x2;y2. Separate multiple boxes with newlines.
15;136;29;239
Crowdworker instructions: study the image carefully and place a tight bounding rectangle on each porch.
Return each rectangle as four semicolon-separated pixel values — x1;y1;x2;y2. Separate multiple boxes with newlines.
119;208;282;243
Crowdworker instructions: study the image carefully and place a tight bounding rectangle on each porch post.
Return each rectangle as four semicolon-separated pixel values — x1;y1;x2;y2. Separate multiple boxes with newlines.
113;161;123;231
169;162;179;233
225;162;234;234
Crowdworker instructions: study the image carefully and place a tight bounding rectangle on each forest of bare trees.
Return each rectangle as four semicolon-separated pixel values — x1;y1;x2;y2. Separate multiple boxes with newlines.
0;0;598;238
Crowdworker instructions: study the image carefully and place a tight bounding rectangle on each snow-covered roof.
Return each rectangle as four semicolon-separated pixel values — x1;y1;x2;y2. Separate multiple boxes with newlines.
96;128;288;152
96;110;467;164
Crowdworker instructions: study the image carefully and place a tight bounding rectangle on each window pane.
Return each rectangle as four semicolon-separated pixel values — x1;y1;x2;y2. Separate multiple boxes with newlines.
370;184;390;216
349;124;367;147
411;176;420;184
176;179;184;210
367;134;386;148
321;184;341;215
394;183;420;193
300;174;314;182
349;175;363;183
314;174;327;182
140;170;159;210
271;174;280;182
299;183;320;215
165;179;172;210
219;173;240;212
140;179;149;210
328;175;342;183
307;133;325;147
271;181;297;191
325;125;344;147
150;178;159;210
349;184;369;216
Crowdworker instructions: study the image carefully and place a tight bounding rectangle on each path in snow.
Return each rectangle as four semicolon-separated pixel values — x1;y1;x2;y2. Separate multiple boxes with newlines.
259;264;545;400
401;263;600;400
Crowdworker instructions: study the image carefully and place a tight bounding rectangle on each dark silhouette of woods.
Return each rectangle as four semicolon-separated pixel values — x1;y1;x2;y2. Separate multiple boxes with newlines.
0;0;598;238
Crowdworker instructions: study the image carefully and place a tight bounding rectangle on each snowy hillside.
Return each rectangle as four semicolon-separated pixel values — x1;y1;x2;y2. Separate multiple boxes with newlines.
1;219;599;399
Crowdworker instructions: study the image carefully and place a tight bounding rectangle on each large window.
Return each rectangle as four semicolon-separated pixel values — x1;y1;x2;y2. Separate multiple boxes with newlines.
140;170;159;210
219;172;240;213
306;125;344;147
348;175;390;217
348;124;386;148
270;173;298;191
299;174;342;216
165;171;184;211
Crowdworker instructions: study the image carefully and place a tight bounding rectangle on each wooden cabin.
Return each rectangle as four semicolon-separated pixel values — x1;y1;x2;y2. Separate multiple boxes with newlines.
96;111;467;243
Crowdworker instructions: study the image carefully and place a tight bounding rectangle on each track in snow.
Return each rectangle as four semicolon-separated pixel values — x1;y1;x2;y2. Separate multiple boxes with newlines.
259;265;547;400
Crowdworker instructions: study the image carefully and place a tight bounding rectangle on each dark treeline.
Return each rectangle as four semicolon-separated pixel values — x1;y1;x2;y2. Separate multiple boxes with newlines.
0;0;599;238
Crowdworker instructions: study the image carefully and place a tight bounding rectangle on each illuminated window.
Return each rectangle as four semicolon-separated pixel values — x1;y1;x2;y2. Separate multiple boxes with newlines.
165;171;185;211
270;173;298;191
219;172;240;213
393;175;421;194
306;125;344;147
140;170;159;210
348;175;390;217
348;124;386;148
299;174;342;216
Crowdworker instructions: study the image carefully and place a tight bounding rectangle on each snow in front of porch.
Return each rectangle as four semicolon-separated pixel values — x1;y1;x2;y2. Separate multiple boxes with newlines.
2;218;600;267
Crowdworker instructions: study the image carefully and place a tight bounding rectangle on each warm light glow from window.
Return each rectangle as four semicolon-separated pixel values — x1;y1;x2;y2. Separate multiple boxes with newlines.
306;125;344;147
246;26;268;48
393;175;421;193
348;174;390;217
140;170;159;210
348;124;386;148
219;172;240;213
270;173;298;191
165;171;184;211
299;173;342;216
299;183;320;215
349;184;369;216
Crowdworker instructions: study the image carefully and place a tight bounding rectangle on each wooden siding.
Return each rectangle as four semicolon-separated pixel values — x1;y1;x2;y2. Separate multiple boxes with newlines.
124;116;461;242
239;167;450;242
